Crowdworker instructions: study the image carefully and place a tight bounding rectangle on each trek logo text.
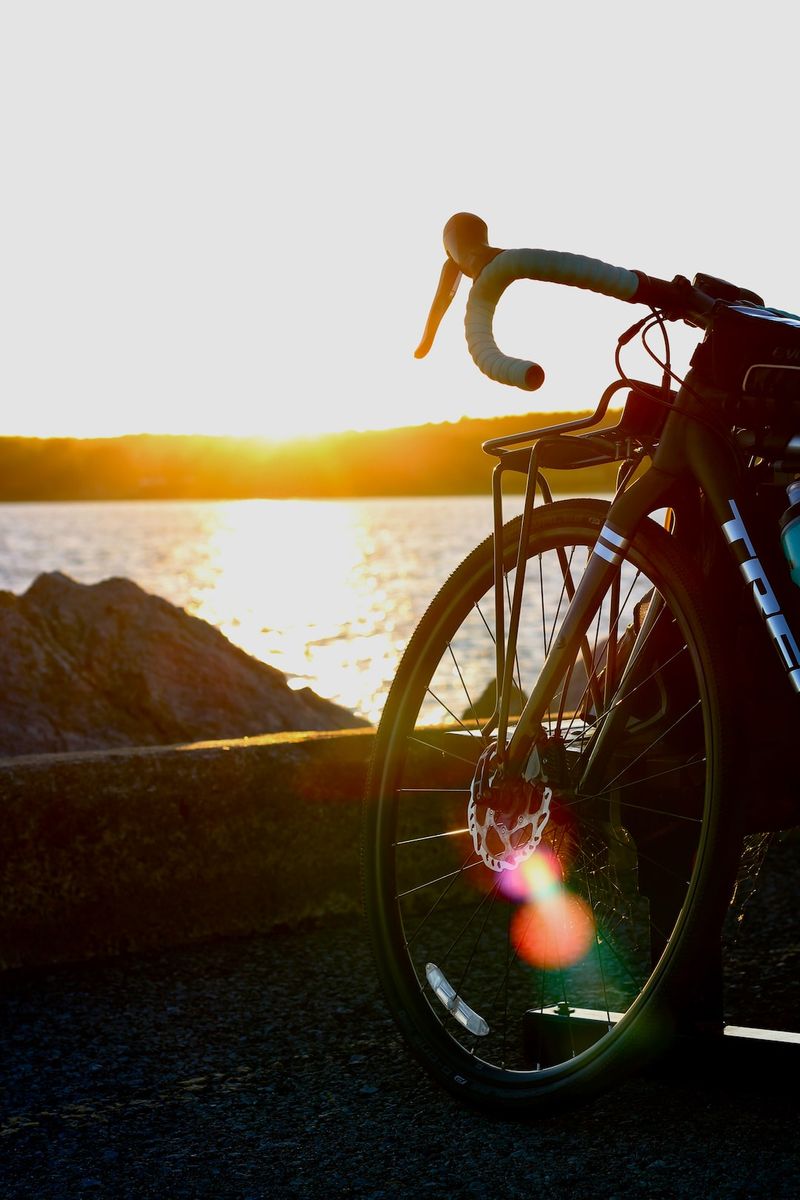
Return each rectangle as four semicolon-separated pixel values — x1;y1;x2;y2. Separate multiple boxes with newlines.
722;499;800;692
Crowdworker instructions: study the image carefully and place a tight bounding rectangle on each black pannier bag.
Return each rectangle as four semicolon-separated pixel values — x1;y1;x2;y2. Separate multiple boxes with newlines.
691;302;800;430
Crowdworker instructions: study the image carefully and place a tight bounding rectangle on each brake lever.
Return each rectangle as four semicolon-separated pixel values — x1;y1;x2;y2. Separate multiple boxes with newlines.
414;258;462;358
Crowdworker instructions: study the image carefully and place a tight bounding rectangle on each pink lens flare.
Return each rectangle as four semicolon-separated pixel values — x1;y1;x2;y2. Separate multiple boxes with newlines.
501;845;595;969
510;890;595;970
497;844;564;903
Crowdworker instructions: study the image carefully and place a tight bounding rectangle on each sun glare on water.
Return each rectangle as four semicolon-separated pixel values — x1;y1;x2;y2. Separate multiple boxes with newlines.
183;499;405;723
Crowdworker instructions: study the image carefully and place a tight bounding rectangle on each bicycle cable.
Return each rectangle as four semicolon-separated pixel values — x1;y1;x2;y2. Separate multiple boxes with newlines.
614;308;741;444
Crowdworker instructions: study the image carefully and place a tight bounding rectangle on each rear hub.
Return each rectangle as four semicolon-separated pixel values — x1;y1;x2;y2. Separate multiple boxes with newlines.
468;740;554;872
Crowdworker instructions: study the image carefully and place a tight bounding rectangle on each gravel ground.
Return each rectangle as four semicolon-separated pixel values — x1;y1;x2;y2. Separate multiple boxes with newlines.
1;837;799;1200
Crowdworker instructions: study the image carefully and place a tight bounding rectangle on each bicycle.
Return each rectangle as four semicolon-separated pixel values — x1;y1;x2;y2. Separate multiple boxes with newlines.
362;213;800;1117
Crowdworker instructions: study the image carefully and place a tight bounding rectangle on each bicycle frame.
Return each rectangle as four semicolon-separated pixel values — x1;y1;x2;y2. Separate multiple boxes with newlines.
490;367;800;778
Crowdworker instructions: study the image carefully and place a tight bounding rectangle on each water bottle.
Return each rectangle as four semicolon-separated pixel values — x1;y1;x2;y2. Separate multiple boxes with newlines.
779;479;800;586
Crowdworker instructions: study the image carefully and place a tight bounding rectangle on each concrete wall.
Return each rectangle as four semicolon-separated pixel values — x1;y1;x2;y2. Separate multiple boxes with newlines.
0;728;375;971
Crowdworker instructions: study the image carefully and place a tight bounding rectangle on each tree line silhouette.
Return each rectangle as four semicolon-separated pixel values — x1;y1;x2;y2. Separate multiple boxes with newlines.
0;411;621;501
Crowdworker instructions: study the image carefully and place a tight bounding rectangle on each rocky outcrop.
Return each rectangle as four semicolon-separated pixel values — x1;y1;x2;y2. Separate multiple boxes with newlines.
0;572;366;756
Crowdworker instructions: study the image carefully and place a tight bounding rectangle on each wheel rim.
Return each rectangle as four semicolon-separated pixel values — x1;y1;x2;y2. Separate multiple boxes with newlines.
372;508;719;1086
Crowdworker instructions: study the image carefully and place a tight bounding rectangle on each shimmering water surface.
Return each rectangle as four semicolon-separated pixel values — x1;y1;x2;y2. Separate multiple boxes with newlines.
0;496;542;723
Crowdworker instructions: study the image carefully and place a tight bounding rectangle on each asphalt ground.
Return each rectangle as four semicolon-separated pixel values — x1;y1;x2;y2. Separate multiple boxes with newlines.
1;835;799;1200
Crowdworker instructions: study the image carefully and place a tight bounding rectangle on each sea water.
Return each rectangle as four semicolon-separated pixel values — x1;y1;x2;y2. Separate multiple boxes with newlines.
0;496;531;723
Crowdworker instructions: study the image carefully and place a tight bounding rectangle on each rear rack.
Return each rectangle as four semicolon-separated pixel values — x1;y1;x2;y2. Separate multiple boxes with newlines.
485;377;675;749
482;377;673;475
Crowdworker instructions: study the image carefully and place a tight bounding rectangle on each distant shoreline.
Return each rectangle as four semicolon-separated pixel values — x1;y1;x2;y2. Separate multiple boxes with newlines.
0;410;621;501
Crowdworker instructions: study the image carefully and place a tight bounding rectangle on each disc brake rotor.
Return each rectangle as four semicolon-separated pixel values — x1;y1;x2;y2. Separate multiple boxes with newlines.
468;742;553;872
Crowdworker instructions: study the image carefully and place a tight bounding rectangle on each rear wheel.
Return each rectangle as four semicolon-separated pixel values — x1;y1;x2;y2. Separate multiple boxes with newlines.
363;499;740;1115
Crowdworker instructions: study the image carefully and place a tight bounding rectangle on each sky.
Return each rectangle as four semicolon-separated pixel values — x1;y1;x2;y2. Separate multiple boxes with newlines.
2;2;799;441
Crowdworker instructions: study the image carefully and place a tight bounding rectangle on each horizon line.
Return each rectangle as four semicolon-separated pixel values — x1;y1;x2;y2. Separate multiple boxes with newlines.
0;406;616;445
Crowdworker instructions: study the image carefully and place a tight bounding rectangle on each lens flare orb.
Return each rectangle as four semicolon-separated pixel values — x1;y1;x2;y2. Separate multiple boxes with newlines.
505;847;595;969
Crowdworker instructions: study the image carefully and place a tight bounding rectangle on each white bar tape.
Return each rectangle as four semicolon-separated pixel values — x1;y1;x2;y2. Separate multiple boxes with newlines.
465;248;639;390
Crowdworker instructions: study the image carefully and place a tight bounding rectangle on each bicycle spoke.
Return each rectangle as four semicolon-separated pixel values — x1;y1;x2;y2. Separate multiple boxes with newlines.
397;855;483;900
395;826;470;846
407;735;479;767
596;700;702;793
446;642;482;733
425;686;481;738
